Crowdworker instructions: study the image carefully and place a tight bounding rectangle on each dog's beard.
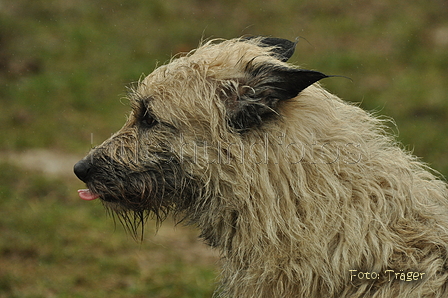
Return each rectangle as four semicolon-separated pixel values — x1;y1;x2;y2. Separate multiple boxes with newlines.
77;156;196;240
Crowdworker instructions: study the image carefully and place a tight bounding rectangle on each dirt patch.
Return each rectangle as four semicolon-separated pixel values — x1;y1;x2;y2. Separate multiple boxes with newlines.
2;149;82;178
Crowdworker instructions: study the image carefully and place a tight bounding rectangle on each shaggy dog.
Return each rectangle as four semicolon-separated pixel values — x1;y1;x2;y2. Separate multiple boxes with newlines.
74;37;448;297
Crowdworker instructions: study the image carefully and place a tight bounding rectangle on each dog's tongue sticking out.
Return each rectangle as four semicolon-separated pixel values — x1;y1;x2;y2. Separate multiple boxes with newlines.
78;189;99;201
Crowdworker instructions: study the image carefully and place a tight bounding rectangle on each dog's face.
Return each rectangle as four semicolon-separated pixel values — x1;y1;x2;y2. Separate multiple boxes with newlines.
73;37;327;235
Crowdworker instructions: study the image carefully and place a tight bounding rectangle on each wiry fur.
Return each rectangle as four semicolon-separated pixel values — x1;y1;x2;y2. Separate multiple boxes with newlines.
74;37;448;297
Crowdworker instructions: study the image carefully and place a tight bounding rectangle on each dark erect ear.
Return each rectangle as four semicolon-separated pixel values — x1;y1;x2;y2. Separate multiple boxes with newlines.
244;36;297;62
222;63;328;131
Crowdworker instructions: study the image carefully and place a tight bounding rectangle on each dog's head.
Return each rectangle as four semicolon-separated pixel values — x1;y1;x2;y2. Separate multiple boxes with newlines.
73;37;328;237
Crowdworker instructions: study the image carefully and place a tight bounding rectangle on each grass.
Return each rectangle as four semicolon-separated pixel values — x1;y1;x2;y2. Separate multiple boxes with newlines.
1;0;447;297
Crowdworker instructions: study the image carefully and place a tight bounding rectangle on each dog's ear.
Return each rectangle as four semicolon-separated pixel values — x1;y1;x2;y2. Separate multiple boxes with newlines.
244;36;297;62
222;63;328;131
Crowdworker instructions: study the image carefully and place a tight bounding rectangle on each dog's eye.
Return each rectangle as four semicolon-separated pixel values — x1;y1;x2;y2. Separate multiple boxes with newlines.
141;112;158;128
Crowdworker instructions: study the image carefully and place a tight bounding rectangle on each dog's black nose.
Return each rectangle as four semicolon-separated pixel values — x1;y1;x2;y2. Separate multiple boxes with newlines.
74;159;92;182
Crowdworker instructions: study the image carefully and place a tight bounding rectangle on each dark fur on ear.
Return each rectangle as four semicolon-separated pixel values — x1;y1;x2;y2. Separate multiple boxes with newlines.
222;63;328;131
244;36;297;62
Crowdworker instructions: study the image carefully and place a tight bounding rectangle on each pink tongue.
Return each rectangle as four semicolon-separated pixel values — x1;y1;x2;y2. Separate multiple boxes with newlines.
78;189;100;201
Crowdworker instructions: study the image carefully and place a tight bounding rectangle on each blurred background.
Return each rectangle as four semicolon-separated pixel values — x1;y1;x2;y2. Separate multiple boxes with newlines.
0;0;447;297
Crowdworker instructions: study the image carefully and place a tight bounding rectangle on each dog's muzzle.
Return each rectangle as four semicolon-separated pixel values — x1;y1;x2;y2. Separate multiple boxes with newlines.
74;159;100;201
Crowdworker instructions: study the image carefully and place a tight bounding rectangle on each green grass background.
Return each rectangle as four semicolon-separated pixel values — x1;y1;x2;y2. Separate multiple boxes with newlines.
1;0;447;297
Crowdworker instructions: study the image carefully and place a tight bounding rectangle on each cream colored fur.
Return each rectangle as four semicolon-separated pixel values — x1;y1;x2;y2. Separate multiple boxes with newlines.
129;38;448;297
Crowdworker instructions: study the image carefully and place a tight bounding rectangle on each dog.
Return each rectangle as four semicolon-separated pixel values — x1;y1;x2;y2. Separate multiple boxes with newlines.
74;36;448;297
